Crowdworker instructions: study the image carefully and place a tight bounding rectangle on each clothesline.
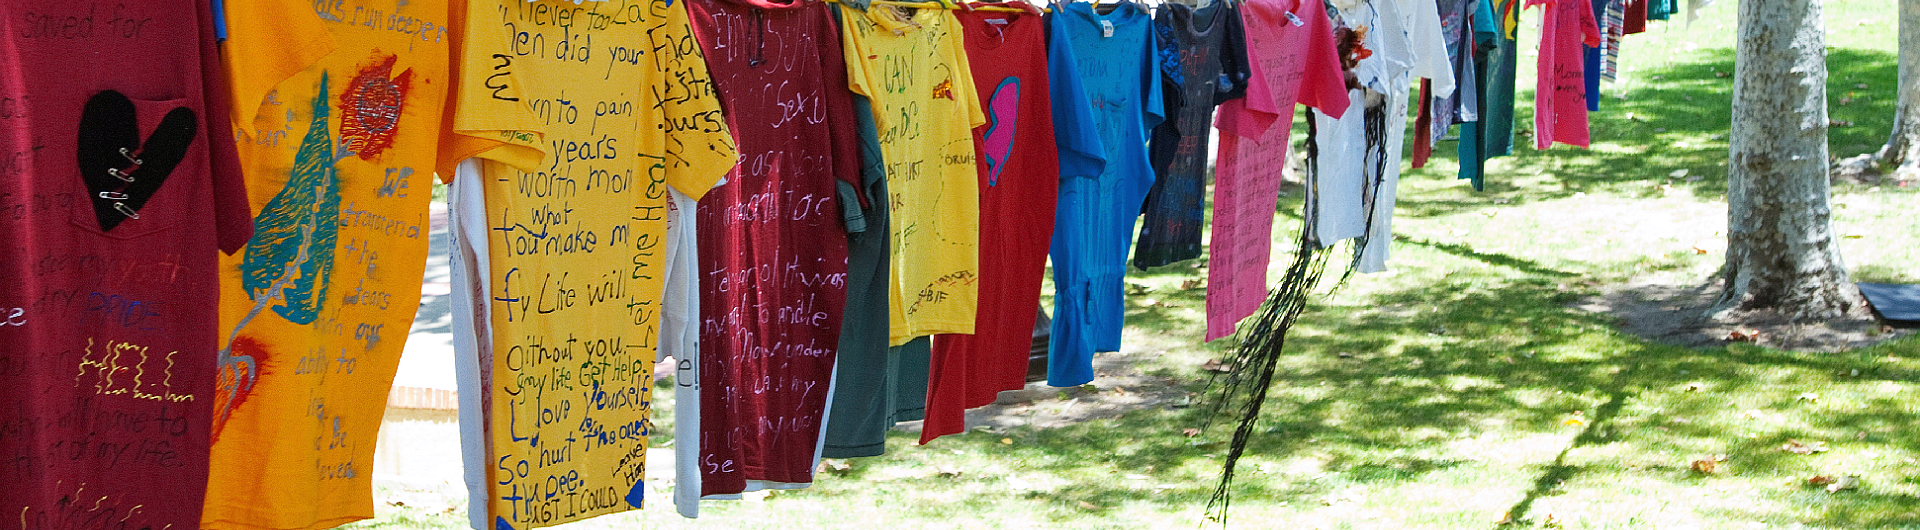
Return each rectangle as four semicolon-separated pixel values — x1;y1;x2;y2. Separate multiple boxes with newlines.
2;0;1673;528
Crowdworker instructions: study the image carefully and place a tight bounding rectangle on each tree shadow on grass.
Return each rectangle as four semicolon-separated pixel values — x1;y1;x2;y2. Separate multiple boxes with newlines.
1402;47;1898;207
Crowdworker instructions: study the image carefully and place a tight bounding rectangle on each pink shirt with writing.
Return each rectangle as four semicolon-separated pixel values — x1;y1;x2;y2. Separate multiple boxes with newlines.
1204;0;1350;341
1531;0;1603;149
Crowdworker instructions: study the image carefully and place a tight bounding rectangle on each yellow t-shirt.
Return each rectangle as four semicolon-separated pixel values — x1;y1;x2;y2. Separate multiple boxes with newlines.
206;2;494;529
449;1;736;528
840;6;986;345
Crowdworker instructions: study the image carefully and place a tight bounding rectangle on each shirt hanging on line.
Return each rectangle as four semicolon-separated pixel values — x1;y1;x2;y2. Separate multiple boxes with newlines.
446;1;736;528
0;3;250;529
840;3;988;346
1132;1;1249;269
205;2;469;528
1048;0;1162;385
924;4;1072;445
687;0;862;503
1204;0;1350;341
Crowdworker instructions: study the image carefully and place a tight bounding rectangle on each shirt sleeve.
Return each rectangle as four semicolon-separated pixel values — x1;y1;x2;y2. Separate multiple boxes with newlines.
202;0;253;254
1213;4;1253;105
1409;0;1458;98
1299;0;1355;119
655;1;737;200
1139;7;1166;135
946;15;989;130
219;0;337;130
436;0;547;181
819;6;870;209
1211;5;1277;138
1046;12;1107;179
1578;0;1604;46
840;6;878;99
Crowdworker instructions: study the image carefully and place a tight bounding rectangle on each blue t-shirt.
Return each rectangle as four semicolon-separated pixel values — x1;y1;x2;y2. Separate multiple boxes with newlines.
1046;1;1162;386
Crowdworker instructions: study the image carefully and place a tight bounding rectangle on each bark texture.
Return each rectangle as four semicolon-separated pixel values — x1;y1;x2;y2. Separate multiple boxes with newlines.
1717;0;1863;320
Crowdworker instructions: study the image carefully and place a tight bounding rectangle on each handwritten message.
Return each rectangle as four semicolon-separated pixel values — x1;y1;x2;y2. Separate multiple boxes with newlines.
844;8;981;339
475;1;732;527
1;4;218;530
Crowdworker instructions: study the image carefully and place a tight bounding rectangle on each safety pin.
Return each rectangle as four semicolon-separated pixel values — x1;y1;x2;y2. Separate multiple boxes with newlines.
98;191;129;200
108;168;135;182
119;147;142;165
113;202;140;219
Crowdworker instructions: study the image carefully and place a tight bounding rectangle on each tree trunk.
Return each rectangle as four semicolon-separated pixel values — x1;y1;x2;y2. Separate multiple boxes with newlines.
1836;0;1920;181
1716;0;1863;320
1880;0;1920;180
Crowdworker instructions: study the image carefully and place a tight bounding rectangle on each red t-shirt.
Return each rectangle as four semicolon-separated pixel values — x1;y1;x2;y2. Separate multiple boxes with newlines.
923;6;1061;444
0;1;251;528
689;0;863;494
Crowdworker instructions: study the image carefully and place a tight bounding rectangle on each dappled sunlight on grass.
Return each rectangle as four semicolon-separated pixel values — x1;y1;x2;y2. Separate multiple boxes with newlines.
344;0;1918;528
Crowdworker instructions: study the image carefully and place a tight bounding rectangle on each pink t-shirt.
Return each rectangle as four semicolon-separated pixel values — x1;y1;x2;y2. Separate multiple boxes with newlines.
1532;0;1603;149
1204;0;1350;341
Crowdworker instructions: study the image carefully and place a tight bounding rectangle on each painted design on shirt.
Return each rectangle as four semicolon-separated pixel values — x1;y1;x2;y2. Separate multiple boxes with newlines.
980;77;1019;186
338;54;411;160
1156;22;1185;85
76;90;198;232
221;73;347;428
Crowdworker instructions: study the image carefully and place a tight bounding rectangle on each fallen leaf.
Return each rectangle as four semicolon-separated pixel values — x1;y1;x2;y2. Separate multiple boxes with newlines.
1827;475;1860;493
1713;71;1728;78
1669;169;1690;178
1077;501;1103;510
1691;456;1727;474
1830;119;1855;128
1200;359;1235;373
1182;428;1201;437
1497;511;1516;525
1727;328;1761;342
1112;386;1129;395
1808;475;1839;485
1781;439;1829;455
1000;437;1013;445
1839;96;1854;106
1181;279;1203;290
1543;512;1564;528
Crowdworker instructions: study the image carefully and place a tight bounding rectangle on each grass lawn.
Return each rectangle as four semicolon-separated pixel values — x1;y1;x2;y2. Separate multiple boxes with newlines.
350;0;1917;528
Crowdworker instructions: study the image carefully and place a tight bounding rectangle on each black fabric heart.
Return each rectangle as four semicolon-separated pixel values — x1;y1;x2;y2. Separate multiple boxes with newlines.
76;90;198;232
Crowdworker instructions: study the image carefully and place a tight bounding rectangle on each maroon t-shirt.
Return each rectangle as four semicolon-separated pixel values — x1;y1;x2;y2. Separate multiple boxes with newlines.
923;6;1061;444
0;1;251;528
689;0;862;494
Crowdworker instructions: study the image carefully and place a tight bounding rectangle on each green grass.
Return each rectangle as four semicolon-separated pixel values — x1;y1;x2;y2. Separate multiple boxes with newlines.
349;1;1917;528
